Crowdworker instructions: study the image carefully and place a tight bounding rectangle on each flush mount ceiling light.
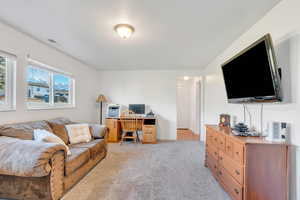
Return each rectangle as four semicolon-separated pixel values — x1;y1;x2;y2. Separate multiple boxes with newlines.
184;76;190;80
114;24;135;39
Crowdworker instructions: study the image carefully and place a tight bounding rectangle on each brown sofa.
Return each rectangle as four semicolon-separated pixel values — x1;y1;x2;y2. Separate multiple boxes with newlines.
0;118;108;200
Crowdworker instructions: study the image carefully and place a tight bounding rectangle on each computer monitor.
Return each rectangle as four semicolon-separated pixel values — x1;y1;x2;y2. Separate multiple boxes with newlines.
129;104;145;114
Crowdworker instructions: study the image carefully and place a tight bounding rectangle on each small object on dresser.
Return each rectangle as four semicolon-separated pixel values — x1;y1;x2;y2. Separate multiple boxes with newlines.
146;110;155;117
233;123;249;133
233;123;249;136
233;123;260;137
219;114;230;127
266;121;288;142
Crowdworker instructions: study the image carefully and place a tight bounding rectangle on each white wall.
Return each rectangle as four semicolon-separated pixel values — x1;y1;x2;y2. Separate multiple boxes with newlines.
97;70;202;140
0;21;100;124
202;0;300;199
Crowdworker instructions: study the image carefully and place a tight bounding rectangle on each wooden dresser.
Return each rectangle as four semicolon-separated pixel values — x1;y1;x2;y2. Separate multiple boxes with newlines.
205;125;288;200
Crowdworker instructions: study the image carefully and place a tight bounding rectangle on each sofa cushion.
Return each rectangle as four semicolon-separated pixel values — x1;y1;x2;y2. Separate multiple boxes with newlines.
47;118;74;144
65;147;90;176
47;117;73;124
0;121;52;140
70;139;106;160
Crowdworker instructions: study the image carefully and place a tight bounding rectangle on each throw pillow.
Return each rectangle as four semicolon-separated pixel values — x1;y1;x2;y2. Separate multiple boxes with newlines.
34;129;71;155
48;123;70;144
65;124;92;144
89;124;106;139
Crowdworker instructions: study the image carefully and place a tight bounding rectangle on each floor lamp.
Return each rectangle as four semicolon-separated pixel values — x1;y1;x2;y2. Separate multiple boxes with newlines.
96;94;107;125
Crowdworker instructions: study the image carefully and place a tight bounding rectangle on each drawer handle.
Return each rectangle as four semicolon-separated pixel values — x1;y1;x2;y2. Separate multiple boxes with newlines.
214;152;217;156
234;188;239;194
227;146;231;149
219;171;222;176
214;165;217;169
220;142;223;145
235;170;240;175
214;138;217;141
219;156;223;160
236;151;239;155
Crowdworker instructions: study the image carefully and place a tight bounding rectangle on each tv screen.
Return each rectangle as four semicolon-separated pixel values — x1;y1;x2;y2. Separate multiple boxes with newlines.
129;104;145;114
221;34;281;103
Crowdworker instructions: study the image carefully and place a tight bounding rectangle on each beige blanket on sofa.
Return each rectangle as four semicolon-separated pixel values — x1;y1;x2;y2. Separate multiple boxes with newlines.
0;136;66;177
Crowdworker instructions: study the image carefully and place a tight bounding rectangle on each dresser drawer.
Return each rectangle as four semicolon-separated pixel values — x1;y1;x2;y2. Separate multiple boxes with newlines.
225;137;234;158
143;125;155;132
218;134;226;152
206;153;218;180
143;129;153;135
207;144;219;161
218;166;243;200
206;131;213;146
233;141;244;164
143;133;154;141
219;151;244;185
212;131;219;147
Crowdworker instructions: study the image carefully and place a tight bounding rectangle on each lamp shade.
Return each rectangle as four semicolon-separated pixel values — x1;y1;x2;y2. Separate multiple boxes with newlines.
96;94;107;103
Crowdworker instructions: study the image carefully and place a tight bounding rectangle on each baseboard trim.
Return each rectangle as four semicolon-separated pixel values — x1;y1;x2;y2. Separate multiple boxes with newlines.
157;139;177;142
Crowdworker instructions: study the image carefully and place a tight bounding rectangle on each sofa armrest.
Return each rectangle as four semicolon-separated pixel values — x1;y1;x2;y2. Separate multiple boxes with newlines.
49;151;65;200
89;124;107;139
104;126;108;144
0;136;66;178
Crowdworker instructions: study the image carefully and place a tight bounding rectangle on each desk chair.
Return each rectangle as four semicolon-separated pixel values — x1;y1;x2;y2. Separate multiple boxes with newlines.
136;119;143;143
120;110;138;144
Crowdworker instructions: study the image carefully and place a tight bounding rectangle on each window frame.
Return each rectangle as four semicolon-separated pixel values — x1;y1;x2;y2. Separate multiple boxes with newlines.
0;51;16;112
26;59;75;110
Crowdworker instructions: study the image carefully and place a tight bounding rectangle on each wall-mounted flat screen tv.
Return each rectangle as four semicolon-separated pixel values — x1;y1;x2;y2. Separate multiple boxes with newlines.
221;34;282;103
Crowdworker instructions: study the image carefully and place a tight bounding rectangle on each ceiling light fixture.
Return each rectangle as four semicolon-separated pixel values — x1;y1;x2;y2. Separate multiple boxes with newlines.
114;24;135;39
184;76;190;80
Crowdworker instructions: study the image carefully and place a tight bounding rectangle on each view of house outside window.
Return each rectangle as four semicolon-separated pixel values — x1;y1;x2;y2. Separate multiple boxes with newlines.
27;62;74;109
0;52;16;111
53;74;70;104
0;56;6;103
27;66;50;104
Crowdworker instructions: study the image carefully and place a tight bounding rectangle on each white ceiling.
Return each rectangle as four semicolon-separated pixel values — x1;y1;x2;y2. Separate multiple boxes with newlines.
0;0;281;70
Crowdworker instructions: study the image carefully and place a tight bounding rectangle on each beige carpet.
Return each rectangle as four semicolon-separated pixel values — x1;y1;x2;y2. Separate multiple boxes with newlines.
62;141;230;200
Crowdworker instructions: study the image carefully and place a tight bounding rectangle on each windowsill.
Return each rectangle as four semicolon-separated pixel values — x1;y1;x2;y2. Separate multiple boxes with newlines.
27;104;75;111
0;107;16;112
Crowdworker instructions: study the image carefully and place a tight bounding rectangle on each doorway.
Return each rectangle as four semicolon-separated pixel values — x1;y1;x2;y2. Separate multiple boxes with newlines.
176;76;202;141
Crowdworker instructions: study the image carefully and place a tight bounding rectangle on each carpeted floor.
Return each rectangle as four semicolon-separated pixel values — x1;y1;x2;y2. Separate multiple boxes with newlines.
63;141;230;200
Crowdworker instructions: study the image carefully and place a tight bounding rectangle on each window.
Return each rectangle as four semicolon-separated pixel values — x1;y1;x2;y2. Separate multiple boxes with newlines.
27;60;75;109
53;74;71;104
0;52;16;111
0;57;6;103
27;67;50;104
